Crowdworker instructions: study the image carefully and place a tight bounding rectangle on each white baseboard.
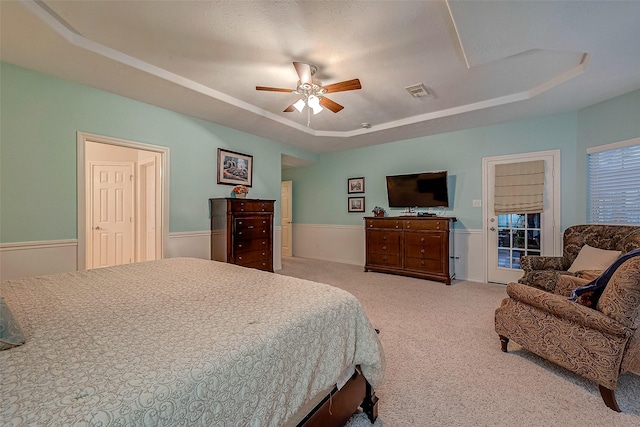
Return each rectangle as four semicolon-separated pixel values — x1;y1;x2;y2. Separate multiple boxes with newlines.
0;227;475;281
291;224;365;266
451;229;485;282
166;231;211;260
0;240;78;281
291;224;485;282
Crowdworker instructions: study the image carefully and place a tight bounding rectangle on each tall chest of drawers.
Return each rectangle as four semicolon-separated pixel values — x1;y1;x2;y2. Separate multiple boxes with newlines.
210;198;275;272
364;216;456;284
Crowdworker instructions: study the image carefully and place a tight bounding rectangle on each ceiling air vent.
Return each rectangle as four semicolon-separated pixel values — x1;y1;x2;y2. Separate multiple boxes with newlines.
405;83;432;98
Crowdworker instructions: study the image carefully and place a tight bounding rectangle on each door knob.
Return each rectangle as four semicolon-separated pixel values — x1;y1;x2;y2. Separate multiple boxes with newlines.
490;227;496;231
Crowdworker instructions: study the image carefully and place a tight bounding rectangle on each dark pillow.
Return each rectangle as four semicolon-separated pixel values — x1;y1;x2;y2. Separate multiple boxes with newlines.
0;297;25;350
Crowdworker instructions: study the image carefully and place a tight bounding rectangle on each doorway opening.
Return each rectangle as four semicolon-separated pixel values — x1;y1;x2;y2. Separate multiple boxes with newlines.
77;132;169;270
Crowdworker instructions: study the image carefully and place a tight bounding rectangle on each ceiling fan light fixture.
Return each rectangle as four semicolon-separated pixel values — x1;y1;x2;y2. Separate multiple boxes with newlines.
307;95;323;114
293;98;306;113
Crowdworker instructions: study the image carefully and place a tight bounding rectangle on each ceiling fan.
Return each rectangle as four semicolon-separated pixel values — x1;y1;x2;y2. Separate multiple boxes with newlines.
256;62;361;123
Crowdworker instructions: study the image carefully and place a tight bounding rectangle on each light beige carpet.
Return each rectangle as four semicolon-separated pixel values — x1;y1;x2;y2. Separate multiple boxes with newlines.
278;256;640;427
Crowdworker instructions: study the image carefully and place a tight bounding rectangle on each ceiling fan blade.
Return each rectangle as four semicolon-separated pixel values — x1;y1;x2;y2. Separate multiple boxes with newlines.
256;86;294;92
323;79;362;93
319;97;344;113
283;104;296;112
293;62;312;84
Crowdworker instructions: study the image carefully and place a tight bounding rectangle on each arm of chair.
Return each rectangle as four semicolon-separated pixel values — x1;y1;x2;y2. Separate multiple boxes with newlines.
519;255;568;273
554;275;590;297
506;282;632;338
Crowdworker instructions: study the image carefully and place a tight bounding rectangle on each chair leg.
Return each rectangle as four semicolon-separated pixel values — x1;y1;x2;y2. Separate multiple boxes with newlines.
499;335;509;352
599;385;621;412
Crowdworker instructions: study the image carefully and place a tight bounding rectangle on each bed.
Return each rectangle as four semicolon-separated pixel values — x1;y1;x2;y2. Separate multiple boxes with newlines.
1;257;384;426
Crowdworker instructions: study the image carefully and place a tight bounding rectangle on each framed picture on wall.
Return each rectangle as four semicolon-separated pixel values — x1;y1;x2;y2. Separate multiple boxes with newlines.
217;148;253;186
348;177;365;194
348;197;365;213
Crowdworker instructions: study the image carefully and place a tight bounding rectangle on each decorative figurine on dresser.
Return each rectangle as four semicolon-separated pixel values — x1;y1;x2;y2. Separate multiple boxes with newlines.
210;198;275;272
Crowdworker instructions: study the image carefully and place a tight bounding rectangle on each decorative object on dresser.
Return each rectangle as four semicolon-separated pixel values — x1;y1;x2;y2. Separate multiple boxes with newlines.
217;148;253;186
232;184;249;198
210;198;274;272
364;216;456;284
371;206;386;218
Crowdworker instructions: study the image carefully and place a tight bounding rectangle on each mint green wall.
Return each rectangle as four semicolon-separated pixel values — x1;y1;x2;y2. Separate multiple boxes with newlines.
284;113;579;230
4;61;636;243
0;62;306;243
574;89;640;222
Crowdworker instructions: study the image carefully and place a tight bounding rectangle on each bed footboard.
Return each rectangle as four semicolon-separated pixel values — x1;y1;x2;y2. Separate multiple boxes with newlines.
297;369;378;427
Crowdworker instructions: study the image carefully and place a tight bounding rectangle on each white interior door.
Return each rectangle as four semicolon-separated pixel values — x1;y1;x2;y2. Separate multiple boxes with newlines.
483;151;561;284
281;180;293;257
139;158;159;261
91;163;134;268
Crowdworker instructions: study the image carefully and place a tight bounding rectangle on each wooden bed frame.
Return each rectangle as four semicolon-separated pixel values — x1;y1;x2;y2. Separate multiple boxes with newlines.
297;368;379;427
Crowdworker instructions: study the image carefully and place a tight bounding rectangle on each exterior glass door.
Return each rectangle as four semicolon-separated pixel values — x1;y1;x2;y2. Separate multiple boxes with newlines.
497;213;541;269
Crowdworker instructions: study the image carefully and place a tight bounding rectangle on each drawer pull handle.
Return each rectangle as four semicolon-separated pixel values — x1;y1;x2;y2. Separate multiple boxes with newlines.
421;261;425;266
383;236;387;240
238;256;243;260
382;245;387;251
420;238;425;243
421;249;426;254
238;231;243;235
238;244;243;248
247;226;254;229
262;252;266;256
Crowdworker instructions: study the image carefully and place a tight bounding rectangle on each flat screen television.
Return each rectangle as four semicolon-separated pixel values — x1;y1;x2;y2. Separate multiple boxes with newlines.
386;171;449;208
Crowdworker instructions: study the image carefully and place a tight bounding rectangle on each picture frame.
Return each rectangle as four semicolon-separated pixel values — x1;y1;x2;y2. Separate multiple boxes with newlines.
348;177;365;194
348;197;365;213
217;148;253;186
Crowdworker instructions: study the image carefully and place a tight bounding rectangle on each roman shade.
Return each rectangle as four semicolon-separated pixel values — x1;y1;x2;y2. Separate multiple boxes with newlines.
494;160;544;214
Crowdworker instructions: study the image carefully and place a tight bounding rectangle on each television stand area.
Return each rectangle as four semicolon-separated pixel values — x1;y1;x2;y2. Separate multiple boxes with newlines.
364;216;456;284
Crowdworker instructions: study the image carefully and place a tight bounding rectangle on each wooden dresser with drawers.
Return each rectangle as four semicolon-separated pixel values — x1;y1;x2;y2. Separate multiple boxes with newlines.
210;198;275;272
364;216;456;284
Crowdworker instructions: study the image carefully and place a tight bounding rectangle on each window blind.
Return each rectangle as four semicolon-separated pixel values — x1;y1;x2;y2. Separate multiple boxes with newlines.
588;142;640;224
494;160;545;214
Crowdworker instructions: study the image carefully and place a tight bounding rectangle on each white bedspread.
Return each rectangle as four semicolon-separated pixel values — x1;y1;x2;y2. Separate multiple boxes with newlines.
1;258;384;426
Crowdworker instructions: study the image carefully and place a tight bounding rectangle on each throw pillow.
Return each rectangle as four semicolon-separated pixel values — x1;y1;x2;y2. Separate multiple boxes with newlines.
567;245;621;273
0;297;25;351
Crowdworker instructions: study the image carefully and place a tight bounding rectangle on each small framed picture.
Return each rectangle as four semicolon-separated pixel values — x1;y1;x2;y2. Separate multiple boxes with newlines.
348;177;365;194
348;197;365;213
217;148;253;186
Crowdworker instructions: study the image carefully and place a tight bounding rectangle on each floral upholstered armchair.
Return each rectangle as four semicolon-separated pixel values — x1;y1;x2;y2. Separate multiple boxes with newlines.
495;256;640;412
518;224;640;291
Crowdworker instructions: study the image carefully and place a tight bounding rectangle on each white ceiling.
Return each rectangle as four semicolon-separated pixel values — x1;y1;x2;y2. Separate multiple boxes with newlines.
2;0;640;153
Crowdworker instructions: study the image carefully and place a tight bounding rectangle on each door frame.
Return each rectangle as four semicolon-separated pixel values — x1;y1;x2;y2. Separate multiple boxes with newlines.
281;180;293;257
481;149;562;283
77;132;170;270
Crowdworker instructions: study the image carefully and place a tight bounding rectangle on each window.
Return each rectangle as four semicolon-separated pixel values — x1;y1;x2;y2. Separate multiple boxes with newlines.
587;139;640;224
